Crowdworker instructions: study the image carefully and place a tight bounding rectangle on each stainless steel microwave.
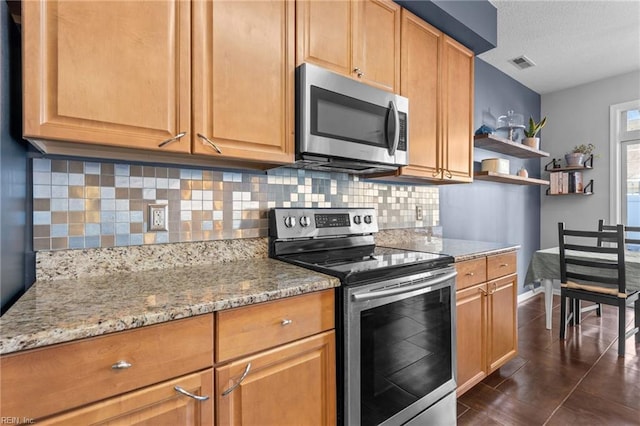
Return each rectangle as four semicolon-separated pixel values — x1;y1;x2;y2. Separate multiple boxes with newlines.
294;63;409;174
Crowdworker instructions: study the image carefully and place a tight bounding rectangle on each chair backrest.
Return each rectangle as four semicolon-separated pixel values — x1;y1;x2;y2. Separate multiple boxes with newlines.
558;222;626;293
597;219;640;247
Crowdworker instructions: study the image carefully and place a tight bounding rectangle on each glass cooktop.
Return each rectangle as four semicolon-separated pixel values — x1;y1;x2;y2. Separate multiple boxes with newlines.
278;245;453;285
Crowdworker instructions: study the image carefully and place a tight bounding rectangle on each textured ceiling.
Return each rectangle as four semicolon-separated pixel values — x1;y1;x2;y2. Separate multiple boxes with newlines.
479;0;640;94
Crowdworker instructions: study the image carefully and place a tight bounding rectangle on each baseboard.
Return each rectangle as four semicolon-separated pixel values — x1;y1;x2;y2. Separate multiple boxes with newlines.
517;286;545;304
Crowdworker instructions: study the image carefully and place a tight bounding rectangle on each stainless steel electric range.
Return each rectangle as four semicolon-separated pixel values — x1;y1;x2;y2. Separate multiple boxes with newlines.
268;208;457;426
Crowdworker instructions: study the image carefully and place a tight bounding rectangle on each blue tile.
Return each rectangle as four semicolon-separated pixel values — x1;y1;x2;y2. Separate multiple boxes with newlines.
85;236;100;248
33;172;51;185
85;162;101;174
51;185;68;198
85;223;101;236
130;234;143;245
68;199;84;211
68;173;85;186
116;200;130;211
116;212;130;223
51;224;68;237
101;211;116;223
130;211;143;222
101;222;115;234
51;198;68;211
33;212;51;225
69;236;85;249
202;221;213;230
101;187;115;199
115;223;129;234
33;158;51;172
115;176;129;187
101;199;116;211
51;173;68;185
115;234;130;246
156;233;169;243
180;169;192;179
33;185;51;199
115;164;130;176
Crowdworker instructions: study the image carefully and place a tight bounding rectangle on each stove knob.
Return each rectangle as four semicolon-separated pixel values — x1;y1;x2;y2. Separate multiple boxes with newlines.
364;215;372;224
353;215;362;225
284;216;296;228
299;216;311;227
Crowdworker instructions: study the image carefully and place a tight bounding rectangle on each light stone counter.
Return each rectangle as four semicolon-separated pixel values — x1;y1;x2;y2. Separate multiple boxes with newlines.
1;249;339;355
376;229;520;261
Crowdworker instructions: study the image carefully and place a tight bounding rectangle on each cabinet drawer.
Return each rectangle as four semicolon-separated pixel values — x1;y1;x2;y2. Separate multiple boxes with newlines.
1;314;213;420
216;290;334;363
455;257;487;290
487;251;517;280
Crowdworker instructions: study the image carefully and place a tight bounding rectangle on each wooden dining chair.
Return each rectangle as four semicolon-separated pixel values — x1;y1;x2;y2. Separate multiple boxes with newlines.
598;219;640;246
558;222;640;356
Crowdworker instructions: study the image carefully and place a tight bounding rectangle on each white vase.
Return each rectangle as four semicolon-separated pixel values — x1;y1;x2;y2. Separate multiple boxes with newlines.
522;137;539;149
565;153;585;167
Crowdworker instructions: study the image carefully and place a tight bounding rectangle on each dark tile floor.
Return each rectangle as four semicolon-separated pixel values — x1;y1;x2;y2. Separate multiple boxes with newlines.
456;293;640;425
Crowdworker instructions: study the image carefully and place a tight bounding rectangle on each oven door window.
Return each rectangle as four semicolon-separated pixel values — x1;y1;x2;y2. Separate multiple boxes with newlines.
360;287;452;425
311;86;390;148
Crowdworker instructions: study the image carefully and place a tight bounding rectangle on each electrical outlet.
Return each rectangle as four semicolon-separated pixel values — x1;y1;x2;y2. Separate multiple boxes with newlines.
416;205;423;221
148;204;168;231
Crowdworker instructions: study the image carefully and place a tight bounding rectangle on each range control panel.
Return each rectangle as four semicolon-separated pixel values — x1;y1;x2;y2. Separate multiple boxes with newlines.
269;208;378;239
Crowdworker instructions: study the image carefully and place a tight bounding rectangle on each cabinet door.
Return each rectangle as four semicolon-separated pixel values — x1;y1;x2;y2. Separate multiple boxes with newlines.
216;331;336;426
192;0;294;164
23;0;191;153
40;370;213;426
399;9;441;178
296;0;352;75
487;274;518;372
353;0;401;92
456;283;487;396
441;35;474;182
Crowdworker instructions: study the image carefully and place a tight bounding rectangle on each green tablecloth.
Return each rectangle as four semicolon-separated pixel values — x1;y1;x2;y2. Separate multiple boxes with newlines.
525;247;640;291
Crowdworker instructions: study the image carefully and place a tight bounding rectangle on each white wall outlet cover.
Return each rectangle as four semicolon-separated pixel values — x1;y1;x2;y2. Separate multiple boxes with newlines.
148;204;168;231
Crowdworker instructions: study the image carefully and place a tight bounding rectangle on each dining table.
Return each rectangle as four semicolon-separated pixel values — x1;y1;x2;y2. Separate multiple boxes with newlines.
525;247;640;330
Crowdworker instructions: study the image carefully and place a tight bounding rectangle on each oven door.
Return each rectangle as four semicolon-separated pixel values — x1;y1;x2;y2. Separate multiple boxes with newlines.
344;267;457;426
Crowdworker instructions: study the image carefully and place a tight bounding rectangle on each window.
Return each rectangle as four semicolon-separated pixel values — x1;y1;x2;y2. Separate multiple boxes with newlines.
611;102;640;251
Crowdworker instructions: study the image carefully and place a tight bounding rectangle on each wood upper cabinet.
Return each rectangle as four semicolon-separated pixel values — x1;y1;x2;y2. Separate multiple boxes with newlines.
22;0;191;153
40;370;214;426
192;0;294;164
296;0;400;93
455;253;518;396
440;35;474;182
384;9;474;183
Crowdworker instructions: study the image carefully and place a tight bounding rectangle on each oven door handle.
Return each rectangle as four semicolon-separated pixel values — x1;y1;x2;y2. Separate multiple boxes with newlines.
351;271;457;302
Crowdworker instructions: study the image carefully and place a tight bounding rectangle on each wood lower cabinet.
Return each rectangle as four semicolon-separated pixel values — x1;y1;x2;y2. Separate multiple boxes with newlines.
40;369;213;426
455;252;518;396
296;0;400;93
216;331;336;426
380;9;474;184
214;289;337;426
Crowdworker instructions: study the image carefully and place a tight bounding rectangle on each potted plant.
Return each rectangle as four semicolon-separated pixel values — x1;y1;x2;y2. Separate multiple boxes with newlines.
565;143;595;167
523;116;547;149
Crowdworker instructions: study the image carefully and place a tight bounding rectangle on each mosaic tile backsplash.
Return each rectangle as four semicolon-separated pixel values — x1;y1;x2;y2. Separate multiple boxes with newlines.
32;159;439;251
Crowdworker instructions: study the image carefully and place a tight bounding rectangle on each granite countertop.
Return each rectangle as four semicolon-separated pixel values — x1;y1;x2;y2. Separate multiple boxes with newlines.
376;229;520;262
0;258;339;355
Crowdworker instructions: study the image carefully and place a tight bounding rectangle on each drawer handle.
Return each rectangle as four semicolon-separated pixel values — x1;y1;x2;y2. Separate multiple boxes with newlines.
174;385;210;401
111;360;132;370
500;263;509;267
158;131;186;148
465;272;474;276
222;362;251;396
197;133;223;154
281;319;293;326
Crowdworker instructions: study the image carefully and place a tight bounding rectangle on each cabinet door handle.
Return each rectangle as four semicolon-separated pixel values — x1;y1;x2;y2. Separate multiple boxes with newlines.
465;272;474;276
444;169;453;179
111;360;132;370
432;168;441;178
174;385;210;401
281;319;293;326
158;131;186;148
197;133;223;154
222;362;251;396
477;287;487;295
353;67;364;78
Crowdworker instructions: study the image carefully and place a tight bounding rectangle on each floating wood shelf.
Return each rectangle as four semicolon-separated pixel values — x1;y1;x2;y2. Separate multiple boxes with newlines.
474;171;550;186
474;134;550;159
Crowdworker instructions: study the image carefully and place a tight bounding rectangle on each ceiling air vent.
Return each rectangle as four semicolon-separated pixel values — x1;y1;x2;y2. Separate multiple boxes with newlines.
509;55;536;70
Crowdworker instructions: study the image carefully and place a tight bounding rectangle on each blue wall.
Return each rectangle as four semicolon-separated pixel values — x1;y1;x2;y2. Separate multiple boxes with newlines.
1;3;32;314
440;58;542;294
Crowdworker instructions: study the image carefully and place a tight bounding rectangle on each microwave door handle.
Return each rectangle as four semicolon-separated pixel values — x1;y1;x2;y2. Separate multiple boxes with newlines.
387;100;400;156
